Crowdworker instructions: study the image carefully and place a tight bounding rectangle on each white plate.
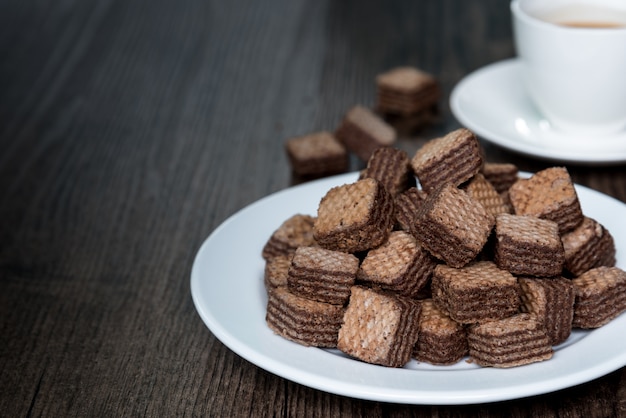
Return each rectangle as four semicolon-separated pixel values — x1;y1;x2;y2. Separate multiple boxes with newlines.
450;58;626;165
191;172;626;405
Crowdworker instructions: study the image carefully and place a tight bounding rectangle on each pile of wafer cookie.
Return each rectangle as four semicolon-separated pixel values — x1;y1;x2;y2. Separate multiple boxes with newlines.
263;127;625;369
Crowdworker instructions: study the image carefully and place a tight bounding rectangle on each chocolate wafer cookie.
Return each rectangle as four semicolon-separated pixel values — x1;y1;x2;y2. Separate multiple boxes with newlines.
481;162;519;194
518;277;575;345
287;246;359;305
266;286;345;348
376;67;441;116
410;128;483;193
413;299;468;365
285;131;348;179
262;214;316;260
358;231;437;298
413;183;494;268
337;286;421;367
495;213;564;277
468;313;553;368
561;216;616;277
264;254;292;290
572;266;626;329
432;261;520;324
509;167;584;234
335;105;396;162
463;173;510;217
313;178;395;253
361;147;415;196
393;187;427;233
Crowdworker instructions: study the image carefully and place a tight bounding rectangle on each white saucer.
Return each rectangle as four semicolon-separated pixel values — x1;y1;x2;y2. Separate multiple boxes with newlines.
450;58;626;165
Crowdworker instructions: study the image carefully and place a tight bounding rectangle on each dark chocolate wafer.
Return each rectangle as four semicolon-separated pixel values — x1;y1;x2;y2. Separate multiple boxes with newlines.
262;214;316;260
287;246;359;305
358;231;437;298
393;187;427;233
285;131;348;179
376;67;441;116
561;216;616;276
572;266;626;328
467;313;553;368
361;147;415;196
518;276;575;345
509;167;583;234
314;178;395;253
413;183;494;268
413;299;468;365
266;286;345;347
432;261;520;324
410;128;483;193
495;213;564;277
335;105;396;162
337;286;422;367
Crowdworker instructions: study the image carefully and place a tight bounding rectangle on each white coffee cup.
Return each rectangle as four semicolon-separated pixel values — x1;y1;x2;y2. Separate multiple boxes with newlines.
511;0;626;136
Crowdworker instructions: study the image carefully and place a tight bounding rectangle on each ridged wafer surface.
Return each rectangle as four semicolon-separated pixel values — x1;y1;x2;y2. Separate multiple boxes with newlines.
509;167;583;234
335;105;396;161
482;162;519;194
314;178;394;253
495;214;564;277
562;217;616;276
285;131;348;177
358;231;436;298
264;254;292;289
432;261;520;324
518;277;575;345
572;266;626;328
266;286;345;347
410;128;483;193
262;214;316;260
464;173;510;217
414;183;494;268
394;187;427;233
362;147;414;196
414;299;467;365
468;313;553;368
287;246;359;305
337;286;421;367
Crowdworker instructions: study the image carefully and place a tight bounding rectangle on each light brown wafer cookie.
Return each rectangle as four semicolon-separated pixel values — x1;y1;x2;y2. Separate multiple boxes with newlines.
313;178;394;253
509;167;583;234
337;286;421;367
335;105;396;162
572;266;626;328
561;216;616;276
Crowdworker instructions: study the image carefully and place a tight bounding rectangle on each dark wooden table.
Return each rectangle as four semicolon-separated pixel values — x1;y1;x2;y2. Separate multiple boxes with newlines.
2;0;626;416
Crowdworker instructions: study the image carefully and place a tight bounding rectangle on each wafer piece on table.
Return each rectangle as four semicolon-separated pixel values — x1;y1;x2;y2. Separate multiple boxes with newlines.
287;246;359;305
393;187;427;233
262;214;316;260
313;178;395;253
380;107;440;136
413;183;494;268
361;147;415;196
264;254;292;290
266;286;345;348
432;261;520;324
337;286;421;367
463;173;510;217
508;167;584;234
335;105;396;162
467;313;553;368
518;277;575;345
481;162;519;194
413;299;468;365
572;266;626;329
376;67;441;116
285;131;348;179
410;128;483;193
561;216;616;277
495;213;564;277
358;231;437;299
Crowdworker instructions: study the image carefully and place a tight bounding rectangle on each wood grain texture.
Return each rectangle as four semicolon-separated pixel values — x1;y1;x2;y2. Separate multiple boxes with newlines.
1;0;625;416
